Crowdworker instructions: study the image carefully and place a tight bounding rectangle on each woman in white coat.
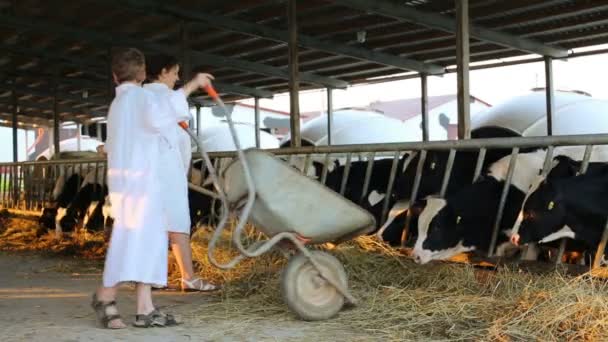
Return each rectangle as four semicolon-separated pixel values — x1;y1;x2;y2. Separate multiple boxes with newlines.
143;54;219;292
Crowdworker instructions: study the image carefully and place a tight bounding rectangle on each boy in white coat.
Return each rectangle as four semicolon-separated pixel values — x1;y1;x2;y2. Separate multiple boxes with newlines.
90;48;211;329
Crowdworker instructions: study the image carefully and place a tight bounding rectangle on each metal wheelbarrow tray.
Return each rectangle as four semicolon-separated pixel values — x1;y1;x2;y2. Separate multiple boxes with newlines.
183;85;375;321
222;148;376;245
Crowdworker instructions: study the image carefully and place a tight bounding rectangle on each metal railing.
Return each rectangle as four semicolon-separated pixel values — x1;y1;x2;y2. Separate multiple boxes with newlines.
3;133;608;269
0;157;106;211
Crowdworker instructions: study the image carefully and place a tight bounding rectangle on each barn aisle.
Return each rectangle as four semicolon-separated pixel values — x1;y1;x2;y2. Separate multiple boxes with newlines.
0;252;360;342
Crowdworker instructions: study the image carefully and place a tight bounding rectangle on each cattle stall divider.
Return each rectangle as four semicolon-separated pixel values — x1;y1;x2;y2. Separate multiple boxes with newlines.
4;134;608;271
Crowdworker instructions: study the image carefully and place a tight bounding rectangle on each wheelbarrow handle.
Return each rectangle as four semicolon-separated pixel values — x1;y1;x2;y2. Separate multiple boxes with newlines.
204;84;219;100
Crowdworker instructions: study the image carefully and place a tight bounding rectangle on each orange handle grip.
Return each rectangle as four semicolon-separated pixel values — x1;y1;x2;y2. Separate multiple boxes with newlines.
204;84;219;100
178;121;189;129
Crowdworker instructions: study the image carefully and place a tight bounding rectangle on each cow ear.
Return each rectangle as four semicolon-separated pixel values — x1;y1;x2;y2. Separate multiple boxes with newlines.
548;156;579;179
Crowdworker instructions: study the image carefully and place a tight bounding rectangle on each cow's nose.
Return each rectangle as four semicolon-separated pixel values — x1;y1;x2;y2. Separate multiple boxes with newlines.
414;255;421;264
511;233;520;246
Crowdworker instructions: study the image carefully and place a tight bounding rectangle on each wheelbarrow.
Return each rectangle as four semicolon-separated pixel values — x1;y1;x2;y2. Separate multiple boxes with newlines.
180;85;376;321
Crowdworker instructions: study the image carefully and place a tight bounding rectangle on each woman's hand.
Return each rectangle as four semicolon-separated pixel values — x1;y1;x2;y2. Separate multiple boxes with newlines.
183;73;215;96
97;145;107;155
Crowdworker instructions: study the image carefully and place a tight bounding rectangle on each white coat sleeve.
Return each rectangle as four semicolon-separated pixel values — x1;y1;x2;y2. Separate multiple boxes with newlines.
141;90;176;133
169;88;192;122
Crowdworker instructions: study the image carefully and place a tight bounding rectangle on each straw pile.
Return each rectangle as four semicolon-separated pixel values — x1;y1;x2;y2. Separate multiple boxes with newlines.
3;215;608;340
181;229;608;341
0;216;107;259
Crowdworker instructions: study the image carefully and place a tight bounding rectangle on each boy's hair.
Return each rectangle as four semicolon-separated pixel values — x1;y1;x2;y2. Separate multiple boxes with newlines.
111;47;145;83
146;54;180;82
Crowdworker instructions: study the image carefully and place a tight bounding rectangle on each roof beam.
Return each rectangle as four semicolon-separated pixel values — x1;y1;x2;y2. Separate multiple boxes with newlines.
2;45;275;99
332;0;569;58
0;14;348;89
0;84;110;107
0;101;106;118
108;0;444;75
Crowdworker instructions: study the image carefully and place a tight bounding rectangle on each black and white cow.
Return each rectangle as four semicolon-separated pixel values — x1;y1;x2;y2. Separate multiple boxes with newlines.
510;156;608;262
38;165;111;239
38;172;86;237
58;182;109;234
319;155;411;226
376;128;533;246
412;146;608;264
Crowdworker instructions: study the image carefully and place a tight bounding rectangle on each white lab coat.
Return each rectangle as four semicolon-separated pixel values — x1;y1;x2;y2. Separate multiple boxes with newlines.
102;83;175;287
143;82;192;234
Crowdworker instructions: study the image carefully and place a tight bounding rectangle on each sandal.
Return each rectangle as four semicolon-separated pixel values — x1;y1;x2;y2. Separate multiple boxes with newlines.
133;309;179;328
181;277;221;292
91;293;126;329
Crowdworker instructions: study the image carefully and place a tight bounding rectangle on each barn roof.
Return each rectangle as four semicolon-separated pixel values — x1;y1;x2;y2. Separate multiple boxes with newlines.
2;0;608;128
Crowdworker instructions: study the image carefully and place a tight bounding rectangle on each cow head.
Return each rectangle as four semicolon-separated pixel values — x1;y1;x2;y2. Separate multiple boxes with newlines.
413;175;518;264
510;157;578;246
413;197;475;264
377;200;426;247
39;207;58;230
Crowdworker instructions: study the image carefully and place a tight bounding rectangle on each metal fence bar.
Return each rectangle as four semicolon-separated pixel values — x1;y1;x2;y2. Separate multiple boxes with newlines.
521;146;554;261
359;152;376;205
401;150;428;246
1;167;6;207
578;145;594;175
380;151;402;224
593;221;608;269
25;165;32;211
199;134;608;157
472;148;486;183
439;149;456;197
339;153;353;196
488;147;519;257
302;153;312;176
321;153;331;185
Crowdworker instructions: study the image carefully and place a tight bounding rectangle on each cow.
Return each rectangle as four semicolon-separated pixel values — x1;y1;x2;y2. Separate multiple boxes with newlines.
319;155;411;226
411;146;608;264
58;182;109;235
375;128;538;246
38;172;84;236
37;163;111;239
510;156;608;263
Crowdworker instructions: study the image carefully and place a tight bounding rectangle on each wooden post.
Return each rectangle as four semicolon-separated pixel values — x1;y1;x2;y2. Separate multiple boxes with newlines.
288;0;301;147
254;97;261;148
420;74;429;141
545;56;554;136
12;90;18;162
456;0;471;140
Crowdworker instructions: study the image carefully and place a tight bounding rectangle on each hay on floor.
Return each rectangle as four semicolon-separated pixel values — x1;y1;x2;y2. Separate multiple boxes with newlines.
3;215;608;340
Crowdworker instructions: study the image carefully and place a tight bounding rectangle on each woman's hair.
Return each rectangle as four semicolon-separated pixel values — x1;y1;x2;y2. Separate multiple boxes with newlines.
111;47;145;83
146;54;180;81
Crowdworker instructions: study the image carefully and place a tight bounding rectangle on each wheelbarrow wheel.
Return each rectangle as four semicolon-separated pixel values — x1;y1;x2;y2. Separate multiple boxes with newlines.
281;250;347;321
